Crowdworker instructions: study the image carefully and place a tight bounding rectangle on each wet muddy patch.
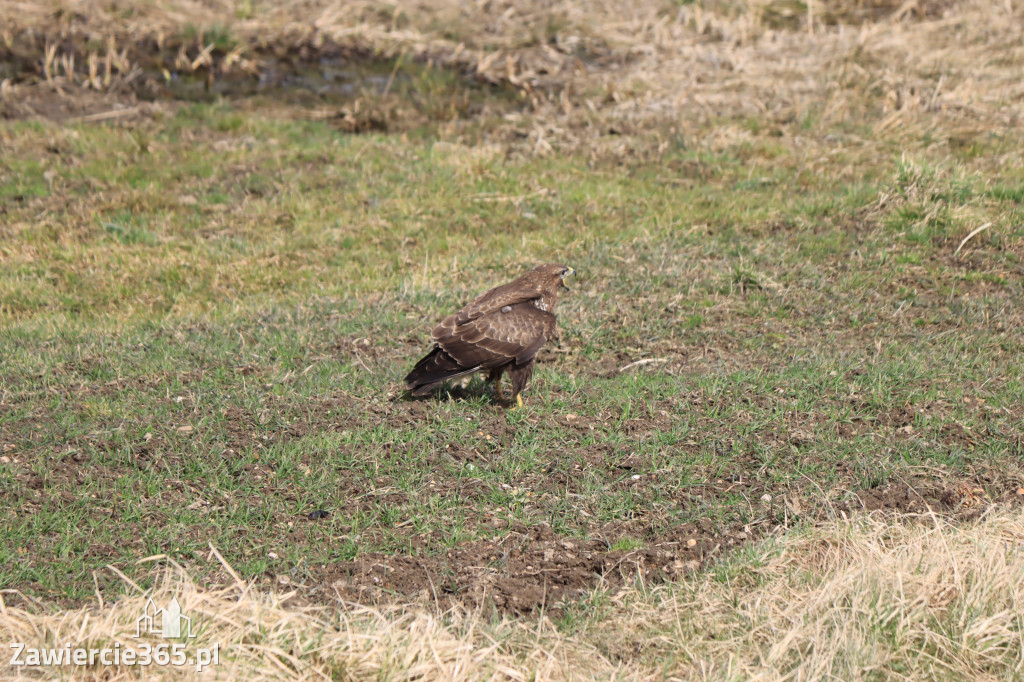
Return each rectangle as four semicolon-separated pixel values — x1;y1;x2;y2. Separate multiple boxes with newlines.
1;34;526;127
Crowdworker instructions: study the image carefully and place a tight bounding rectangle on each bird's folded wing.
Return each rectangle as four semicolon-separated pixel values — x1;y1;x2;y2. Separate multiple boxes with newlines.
437;304;555;369
436;280;543;332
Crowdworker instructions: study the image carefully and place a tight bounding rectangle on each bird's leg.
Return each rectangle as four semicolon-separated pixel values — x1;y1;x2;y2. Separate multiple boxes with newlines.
508;364;534;410
488;368;506;401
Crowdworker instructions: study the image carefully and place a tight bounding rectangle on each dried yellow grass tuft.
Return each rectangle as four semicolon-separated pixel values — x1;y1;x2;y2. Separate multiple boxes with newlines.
0;552;612;680
594;507;1024;680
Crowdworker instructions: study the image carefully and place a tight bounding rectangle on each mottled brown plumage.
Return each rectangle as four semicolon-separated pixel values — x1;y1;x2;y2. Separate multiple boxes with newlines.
405;263;574;405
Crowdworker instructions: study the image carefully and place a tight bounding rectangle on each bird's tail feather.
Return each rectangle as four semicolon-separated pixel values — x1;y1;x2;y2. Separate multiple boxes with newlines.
405;347;478;395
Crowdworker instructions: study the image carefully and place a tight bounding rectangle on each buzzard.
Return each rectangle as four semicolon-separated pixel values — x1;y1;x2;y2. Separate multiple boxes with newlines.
405;263;574;407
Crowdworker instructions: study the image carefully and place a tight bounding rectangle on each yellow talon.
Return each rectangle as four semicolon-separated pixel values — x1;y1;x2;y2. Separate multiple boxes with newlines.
515;394;524;409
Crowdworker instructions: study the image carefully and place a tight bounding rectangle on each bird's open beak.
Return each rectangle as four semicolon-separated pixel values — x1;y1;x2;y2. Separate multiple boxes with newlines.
560;266;575;291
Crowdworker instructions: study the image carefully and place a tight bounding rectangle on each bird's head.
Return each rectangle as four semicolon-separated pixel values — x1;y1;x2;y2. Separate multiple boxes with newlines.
529;263;575;293
559;265;575;291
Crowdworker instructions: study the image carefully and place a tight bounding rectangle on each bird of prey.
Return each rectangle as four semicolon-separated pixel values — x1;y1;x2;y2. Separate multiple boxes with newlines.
405;263;574;407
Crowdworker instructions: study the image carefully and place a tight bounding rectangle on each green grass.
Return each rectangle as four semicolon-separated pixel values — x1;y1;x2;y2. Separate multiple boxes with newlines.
1;94;1023;606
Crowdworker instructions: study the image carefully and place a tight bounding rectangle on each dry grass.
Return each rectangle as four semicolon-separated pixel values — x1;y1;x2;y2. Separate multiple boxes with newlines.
4;508;1023;680
596;506;1024;680
0;552;612;680
5;0;1022;143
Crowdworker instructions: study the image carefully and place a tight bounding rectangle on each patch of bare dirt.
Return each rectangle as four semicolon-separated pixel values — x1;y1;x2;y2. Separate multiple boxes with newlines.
298;471;1023;615
839;475;1024;518
312;520;741;616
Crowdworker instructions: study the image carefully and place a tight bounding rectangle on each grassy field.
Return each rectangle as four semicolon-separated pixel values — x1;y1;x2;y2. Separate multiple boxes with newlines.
2;0;1024;678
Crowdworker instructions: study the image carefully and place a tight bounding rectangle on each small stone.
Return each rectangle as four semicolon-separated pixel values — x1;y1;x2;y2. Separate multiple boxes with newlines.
687;538;697;547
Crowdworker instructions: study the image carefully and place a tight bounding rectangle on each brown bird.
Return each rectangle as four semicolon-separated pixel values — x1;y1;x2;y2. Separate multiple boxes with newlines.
405;263;574;407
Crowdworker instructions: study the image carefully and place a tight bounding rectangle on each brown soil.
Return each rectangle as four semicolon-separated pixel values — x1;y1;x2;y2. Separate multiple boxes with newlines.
314;521;735;616
299;476;1019;616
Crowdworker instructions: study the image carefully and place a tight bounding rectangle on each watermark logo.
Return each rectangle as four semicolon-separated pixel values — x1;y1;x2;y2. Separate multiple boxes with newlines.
135;597;195;639
9;595;221;673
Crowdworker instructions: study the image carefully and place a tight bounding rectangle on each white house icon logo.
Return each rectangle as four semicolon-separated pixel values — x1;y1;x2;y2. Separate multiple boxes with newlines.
134;597;196;639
